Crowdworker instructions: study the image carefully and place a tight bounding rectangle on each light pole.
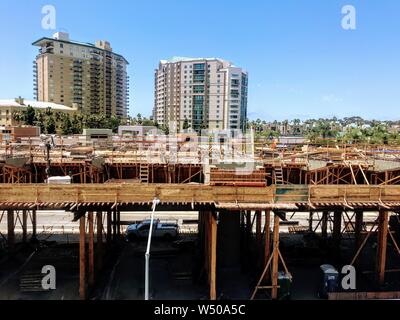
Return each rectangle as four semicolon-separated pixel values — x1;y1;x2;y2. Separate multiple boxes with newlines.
145;198;160;300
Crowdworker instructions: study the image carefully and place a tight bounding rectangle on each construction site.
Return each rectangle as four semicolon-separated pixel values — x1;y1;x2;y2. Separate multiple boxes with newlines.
1;131;400;300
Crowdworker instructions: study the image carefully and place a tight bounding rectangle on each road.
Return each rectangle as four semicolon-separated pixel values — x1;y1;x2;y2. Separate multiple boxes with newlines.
0;210;379;243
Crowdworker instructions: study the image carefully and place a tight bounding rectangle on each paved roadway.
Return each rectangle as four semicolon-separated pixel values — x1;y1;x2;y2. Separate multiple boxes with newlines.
1;209;378;240
0;211;200;242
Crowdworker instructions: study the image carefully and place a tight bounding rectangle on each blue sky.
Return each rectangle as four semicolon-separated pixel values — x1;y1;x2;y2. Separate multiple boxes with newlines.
0;0;399;121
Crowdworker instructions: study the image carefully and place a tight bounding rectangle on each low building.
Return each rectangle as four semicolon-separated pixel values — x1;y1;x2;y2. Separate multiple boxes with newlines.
118;125;158;137
0;97;78;126
82;128;113;142
0;126;40;144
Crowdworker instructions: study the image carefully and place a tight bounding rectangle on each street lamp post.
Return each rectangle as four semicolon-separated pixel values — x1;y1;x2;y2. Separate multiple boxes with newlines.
145;198;160;300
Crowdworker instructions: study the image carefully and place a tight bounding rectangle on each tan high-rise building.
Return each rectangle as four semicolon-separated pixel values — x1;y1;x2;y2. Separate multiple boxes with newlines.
153;57;248;133
33;32;129;118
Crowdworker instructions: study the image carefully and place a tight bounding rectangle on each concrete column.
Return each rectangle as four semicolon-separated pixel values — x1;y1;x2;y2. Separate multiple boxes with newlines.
218;211;241;268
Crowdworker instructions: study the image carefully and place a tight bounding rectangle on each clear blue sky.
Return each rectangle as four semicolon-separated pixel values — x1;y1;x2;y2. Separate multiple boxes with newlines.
0;0;399;121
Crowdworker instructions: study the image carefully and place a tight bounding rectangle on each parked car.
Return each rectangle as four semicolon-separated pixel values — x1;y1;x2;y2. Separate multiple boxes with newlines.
125;219;179;241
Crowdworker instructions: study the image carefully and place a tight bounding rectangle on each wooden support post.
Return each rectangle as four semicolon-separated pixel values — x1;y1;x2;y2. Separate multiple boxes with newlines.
246;210;251;235
88;212;95;287
240;211;245;243
256;211;262;244
321;211;328;239
210;212;217;300
79;215;86;300
239;211;245;267
22;210;28;243
112;209;117;240
264;210;271;281
309;212;314;231
246;211;251;249
7;210;15;250
117;210;121;237
106;210;112;243
198;211;204;265
333;211;342;246
31;209;37;241
271;213;280;300
256;210;262;265
355;210;364;250
377;211;389;286
96;211;103;271
204;212;209;279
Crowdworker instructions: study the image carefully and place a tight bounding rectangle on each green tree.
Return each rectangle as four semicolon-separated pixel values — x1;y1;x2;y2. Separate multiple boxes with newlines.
71;114;83;134
162;124;169;135
108;115;121;133
61;115;72;135
183;117;190;130
136;113;143;125
45;116;56;134
23;105;36;125
12;111;23;124
142;118;155;126
34;111;45;133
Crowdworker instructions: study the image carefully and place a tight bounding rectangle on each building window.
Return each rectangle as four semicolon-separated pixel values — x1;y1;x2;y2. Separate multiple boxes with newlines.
193;63;205;70
193;85;205;93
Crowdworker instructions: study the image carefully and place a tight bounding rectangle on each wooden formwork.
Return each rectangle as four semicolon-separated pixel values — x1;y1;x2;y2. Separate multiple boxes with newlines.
210;167;267;187
0;184;400;211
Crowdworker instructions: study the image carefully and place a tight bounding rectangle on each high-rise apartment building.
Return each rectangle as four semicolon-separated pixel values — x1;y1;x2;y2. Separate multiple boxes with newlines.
153;57;248;133
33;32;129;118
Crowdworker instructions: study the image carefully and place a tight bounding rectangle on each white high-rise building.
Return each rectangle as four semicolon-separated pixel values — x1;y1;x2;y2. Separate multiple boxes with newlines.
153;57;248;133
